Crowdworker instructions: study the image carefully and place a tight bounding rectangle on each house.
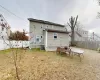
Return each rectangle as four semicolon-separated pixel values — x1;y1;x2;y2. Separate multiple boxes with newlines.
74;24;88;41
0;14;10;50
0;14;10;40
28;18;71;51
88;32;100;41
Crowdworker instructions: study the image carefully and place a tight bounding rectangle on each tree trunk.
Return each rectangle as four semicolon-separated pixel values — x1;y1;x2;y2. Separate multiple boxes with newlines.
71;28;75;46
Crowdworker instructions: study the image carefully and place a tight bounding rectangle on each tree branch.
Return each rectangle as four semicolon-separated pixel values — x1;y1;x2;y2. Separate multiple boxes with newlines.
74;15;78;28
67;22;71;27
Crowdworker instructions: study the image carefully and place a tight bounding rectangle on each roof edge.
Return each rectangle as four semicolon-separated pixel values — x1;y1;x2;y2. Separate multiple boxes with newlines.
43;29;70;34
28;18;65;27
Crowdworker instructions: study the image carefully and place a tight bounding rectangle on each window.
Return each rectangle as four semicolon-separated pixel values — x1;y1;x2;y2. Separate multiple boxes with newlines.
1;19;3;21
36;38;39;42
2;26;4;31
36;35;41;43
53;33;57;39
41;36;42;38
41;26;42;28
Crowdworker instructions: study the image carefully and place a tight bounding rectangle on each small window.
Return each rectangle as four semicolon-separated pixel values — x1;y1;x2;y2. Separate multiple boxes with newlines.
41;36;42;38
36;38;39;42
1;19;3;21
53;33;57;39
41;26;42;28
54;36;57;39
2;26;4;31
36;36;40;43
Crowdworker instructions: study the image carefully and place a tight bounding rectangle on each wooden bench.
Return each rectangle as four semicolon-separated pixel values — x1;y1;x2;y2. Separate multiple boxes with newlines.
56;47;71;56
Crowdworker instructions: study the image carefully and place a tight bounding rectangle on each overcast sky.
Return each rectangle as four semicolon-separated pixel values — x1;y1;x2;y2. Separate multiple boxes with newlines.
0;0;100;34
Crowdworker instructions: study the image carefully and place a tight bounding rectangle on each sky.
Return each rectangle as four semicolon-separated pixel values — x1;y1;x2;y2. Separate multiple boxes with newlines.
0;0;100;34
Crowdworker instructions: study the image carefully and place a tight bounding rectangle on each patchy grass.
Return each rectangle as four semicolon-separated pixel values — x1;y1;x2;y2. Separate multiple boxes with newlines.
0;49;12;54
0;48;100;80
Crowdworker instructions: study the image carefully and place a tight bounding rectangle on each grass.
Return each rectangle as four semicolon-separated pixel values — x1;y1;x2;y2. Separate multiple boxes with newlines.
0;48;100;80
0;49;12;54
30;48;45;52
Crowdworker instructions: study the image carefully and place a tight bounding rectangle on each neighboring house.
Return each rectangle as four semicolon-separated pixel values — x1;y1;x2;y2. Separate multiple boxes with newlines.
0;14;10;40
88;32;100;41
28;18;70;51
0;14;10;50
74;25;88;41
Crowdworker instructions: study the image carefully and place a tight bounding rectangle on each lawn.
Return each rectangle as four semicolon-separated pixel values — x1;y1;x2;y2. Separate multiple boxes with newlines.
0;48;100;80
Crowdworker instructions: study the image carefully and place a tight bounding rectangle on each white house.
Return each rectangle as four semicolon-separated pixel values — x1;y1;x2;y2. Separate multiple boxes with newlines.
88;32;100;41
74;23;88;41
0;14;10;40
0;14;10;50
28;18;71;51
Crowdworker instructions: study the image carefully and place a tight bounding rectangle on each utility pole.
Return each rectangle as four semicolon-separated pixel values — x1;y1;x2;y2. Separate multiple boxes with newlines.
93;32;94;40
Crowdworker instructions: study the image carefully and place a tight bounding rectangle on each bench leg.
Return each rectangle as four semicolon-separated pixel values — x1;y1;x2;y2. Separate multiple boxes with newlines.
79;54;81;62
82;54;84;58
71;52;74;58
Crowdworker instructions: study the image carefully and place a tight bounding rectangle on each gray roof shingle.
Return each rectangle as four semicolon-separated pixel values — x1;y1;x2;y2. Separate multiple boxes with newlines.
28;18;65;27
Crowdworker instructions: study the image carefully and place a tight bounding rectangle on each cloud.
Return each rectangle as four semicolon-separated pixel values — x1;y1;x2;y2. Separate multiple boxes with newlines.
0;0;100;35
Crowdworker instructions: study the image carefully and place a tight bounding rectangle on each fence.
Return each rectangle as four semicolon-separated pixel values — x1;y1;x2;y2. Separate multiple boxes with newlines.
0;40;29;50
75;41;100;50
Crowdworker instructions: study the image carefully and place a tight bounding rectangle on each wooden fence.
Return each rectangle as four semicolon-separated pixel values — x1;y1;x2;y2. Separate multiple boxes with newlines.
75;41;100;50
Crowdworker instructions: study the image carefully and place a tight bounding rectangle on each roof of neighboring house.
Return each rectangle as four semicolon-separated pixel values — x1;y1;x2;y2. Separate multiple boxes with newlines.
76;32;82;37
28;18;65;27
43;29;70;34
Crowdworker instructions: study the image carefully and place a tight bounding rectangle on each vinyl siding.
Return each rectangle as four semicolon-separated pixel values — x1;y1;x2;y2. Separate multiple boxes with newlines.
46;32;70;51
29;21;67;48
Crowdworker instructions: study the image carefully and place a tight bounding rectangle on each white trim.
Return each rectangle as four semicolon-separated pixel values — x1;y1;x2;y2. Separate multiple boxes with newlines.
53;33;58;39
45;31;47;47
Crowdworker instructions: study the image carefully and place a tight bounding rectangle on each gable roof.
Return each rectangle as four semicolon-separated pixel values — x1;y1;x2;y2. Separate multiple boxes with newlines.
28;18;65;27
76;32;82;37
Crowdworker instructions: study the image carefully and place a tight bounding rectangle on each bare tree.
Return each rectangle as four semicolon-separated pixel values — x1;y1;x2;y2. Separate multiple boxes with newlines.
1;29;22;80
67;15;78;46
96;0;100;18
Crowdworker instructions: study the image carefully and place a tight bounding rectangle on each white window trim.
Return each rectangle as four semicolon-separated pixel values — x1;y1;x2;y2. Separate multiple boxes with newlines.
53;33;58;39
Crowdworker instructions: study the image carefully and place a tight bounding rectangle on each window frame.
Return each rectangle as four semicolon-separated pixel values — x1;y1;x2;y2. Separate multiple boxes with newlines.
53;33;58;39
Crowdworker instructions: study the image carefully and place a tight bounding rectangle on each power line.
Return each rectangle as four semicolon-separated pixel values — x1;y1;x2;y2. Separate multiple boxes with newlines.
0;4;25;20
0;4;29;30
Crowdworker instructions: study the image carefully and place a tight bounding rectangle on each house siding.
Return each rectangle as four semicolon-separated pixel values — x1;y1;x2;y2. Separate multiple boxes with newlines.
0;14;10;40
46;32;70;51
74;27;88;41
29;21;67;48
